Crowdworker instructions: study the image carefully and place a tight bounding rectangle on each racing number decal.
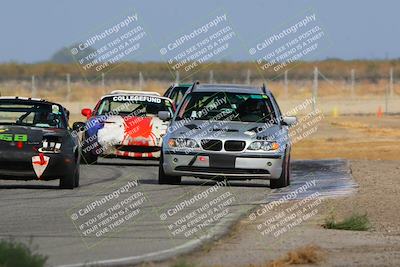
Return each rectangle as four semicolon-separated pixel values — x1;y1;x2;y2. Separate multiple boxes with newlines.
14;134;28;142
0;134;28;142
0;134;12;141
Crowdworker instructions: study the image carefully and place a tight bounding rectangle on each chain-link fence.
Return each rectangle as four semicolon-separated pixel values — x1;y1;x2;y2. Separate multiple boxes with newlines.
0;66;399;117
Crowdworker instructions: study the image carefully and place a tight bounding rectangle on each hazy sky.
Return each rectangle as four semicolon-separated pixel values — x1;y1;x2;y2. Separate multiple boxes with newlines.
0;0;398;63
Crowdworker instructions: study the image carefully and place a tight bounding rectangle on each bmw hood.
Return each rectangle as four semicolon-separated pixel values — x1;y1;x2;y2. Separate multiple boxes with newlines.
169;120;284;141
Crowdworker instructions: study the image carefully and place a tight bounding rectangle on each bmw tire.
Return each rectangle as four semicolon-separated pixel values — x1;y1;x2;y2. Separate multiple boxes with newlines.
270;153;291;189
158;153;181;185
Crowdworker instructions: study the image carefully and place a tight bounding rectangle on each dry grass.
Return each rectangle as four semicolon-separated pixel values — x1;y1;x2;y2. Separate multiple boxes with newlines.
244;245;325;267
330;121;400;137
269;79;400;99
292;115;400;160
262;245;324;267
166;245;324;267
1;79;398;104
0;80;167;103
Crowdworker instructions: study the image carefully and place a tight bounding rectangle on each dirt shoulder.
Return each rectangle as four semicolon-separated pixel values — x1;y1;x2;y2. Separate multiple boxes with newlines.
154;160;400;267
148;115;400;267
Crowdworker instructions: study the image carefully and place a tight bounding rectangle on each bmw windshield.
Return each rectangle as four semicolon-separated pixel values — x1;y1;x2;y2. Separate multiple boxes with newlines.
176;92;277;123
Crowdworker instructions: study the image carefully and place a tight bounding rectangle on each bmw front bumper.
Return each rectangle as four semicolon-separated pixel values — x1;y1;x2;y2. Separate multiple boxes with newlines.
162;150;284;179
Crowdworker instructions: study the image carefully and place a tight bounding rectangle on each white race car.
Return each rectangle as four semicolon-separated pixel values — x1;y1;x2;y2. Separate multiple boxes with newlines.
78;90;174;163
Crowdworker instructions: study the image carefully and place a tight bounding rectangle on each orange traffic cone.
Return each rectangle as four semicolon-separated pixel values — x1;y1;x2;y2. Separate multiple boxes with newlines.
377;106;383;118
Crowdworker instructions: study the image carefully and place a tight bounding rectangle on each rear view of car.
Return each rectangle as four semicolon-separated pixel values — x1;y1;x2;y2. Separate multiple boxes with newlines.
78;91;174;163
0;97;80;189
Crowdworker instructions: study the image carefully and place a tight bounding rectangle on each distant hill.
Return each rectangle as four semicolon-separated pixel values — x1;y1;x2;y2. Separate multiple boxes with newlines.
50;44;96;64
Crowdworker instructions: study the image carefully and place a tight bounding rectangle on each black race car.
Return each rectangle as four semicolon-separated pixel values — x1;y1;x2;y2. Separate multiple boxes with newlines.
0;97;80;189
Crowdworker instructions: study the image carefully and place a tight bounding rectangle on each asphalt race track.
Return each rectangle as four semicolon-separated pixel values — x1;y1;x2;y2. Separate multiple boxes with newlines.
0;159;356;267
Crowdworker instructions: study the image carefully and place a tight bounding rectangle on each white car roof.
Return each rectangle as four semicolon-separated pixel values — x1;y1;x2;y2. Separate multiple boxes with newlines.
110;90;160;96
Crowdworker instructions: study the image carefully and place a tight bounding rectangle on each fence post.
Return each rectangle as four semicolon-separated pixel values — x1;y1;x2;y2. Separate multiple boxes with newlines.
385;83;389;114
66;73;71;102
351;69;355;97
139;72;144;90
284;70;288;98
101;73;105;88
31;75;37;98
390;67;394;97
246;69;251;85
175;71;180;84
312;67;318;111
209;70;214;83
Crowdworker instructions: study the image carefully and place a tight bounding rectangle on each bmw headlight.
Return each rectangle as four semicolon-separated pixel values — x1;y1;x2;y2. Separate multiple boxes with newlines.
168;138;199;149
247;141;280;151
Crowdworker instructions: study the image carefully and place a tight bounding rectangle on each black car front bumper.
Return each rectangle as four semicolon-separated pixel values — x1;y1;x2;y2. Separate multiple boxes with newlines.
0;151;76;180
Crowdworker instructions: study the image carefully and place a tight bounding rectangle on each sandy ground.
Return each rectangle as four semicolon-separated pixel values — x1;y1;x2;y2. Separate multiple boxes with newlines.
160;160;399;267
146;115;400;267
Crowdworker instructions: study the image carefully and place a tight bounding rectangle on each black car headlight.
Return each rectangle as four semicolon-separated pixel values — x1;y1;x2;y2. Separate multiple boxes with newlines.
167;138;199;149
247;141;280;151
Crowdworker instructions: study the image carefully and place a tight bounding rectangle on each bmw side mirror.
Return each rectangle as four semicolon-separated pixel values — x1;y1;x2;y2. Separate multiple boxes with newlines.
282;116;297;127
158;111;171;121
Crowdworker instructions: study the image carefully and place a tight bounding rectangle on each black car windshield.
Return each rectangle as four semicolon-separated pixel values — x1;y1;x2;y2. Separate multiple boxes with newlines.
176;92;277;123
96;95;173;116
0;101;66;128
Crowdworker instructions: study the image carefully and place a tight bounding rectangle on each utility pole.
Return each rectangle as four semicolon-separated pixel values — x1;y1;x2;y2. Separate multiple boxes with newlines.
312;67;318;111
66;73;71;102
175;71;180;84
